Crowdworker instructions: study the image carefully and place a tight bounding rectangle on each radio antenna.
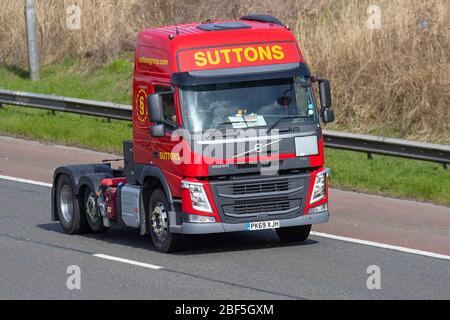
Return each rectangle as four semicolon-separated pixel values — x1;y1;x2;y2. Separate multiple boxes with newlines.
175;22;180;35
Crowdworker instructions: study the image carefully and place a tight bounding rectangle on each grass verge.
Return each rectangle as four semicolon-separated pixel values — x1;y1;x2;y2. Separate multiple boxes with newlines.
0;60;448;206
326;148;449;206
0;56;133;104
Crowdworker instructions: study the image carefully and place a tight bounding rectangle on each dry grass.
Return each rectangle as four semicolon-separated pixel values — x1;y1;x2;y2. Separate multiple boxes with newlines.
0;0;326;66
295;0;449;143
0;0;448;142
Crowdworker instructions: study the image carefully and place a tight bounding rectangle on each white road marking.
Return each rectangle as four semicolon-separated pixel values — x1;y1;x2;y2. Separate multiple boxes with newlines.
1;175;449;261
0;175;52;188
311;231;450;261
93;254;163;270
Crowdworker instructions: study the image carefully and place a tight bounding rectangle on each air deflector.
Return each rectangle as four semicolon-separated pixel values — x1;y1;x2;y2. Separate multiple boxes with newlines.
197;22;251;31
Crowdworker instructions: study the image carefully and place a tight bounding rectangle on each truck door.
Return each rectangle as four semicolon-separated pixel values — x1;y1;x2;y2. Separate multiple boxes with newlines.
150;85;183;198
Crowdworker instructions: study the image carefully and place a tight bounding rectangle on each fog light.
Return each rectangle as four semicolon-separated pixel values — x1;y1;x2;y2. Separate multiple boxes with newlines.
308;203;328;214
188;215;216;224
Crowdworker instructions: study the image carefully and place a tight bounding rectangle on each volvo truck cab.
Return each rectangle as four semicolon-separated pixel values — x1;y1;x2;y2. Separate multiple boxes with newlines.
51;15;335;252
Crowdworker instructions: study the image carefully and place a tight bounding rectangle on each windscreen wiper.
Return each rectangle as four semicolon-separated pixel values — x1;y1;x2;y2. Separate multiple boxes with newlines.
266;116;306;134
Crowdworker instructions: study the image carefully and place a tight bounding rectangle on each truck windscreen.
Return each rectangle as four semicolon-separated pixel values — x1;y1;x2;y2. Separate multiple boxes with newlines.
179;78;318;133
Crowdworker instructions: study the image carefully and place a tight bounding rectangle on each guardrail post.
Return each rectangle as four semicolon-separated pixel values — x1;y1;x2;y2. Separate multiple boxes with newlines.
367;153;373;160
25;0;40;81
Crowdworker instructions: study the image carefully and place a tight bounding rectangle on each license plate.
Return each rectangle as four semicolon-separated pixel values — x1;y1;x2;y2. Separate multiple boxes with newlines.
246;220;280;231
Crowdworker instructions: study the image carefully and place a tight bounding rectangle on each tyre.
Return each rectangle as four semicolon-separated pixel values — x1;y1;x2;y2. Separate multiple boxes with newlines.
82;187;107;233
148;189;185;253
276;225;312;242
55;174;89;234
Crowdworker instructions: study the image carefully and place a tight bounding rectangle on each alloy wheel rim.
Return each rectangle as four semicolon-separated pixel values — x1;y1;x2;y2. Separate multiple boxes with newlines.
151;202;168;241
85;192;98;222
60;184;74;223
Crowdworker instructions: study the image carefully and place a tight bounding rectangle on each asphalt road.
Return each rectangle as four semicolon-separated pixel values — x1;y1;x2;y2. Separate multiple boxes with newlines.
0;178;449;299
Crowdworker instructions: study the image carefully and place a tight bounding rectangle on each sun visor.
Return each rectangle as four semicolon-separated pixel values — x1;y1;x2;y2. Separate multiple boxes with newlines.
171;63;310;86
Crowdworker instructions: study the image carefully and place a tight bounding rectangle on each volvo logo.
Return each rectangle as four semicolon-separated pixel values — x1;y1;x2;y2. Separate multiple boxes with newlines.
233;139;281;158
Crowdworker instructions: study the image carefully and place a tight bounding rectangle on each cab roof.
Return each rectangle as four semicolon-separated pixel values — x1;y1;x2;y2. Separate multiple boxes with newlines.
135;18;303;76
138;19;298;52
140;19;288;37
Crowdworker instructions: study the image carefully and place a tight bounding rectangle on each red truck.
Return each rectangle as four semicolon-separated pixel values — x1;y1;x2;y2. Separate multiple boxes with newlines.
51;15;335;253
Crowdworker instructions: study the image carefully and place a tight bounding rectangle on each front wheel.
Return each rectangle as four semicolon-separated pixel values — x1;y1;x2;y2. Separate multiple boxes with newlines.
276;225;311;242
148;189;185;253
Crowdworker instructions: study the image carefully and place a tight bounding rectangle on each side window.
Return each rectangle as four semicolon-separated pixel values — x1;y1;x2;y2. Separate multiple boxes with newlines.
154;86;177;125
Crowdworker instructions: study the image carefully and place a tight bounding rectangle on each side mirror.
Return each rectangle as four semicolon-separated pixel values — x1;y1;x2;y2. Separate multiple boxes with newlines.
321;108;335;124
148;94;165;137
319;79;332;109
151;123;166;137
148;94;164;123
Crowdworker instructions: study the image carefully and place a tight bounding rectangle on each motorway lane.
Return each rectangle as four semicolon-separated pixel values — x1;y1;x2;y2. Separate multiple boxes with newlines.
0;179;449;299
1;136;449;256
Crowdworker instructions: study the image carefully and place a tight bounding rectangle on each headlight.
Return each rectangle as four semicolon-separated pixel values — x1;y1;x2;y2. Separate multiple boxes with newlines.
182;181;213;213
310;172;327;204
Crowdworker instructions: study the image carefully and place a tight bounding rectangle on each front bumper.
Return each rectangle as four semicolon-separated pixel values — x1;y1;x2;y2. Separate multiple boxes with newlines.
169;210;329;235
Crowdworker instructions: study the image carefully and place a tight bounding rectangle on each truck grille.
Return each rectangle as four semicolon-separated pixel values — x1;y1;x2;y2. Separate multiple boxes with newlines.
232;180;290;195
211;174;309;223
224;197;301;217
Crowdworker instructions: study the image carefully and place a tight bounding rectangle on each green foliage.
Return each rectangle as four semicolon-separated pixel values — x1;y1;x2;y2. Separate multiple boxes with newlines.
326;149;450;205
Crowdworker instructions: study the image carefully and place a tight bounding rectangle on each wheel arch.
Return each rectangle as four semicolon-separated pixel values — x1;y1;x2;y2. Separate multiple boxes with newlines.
51;164;113;221
134;165;176;236
136;165;174;210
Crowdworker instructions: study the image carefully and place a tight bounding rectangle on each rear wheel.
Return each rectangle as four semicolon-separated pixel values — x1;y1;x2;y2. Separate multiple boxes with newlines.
148;189;185;253
82;187;106;232
55;175;89;234
276;225;311;242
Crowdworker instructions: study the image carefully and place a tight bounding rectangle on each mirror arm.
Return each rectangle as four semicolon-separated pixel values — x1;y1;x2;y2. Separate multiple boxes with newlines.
163;120;179;130
309;75;328;84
